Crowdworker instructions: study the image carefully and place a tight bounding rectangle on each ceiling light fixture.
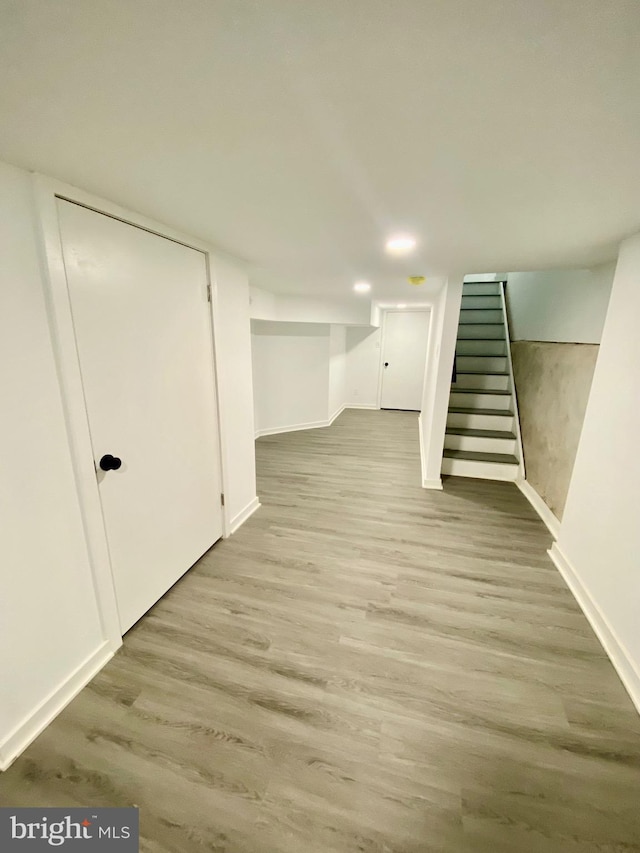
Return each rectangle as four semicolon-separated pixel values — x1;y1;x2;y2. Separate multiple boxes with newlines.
385;235;417;254
397;303;407;308
353;281;371;293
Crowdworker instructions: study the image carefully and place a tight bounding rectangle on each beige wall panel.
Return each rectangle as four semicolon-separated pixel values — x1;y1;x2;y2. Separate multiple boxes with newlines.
511;342;598;518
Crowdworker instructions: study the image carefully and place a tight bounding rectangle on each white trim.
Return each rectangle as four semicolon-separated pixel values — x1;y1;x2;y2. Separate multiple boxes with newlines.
499;281;526;480
423;478;443;490
516;478;560;539
375;310;388;409
255;405;347;439
206;257;234;539
328;404;347;425
0;642;113;771
345;404;379;410
32;174;227;640
255;419;331;438
418;414;428;487
376;307;432;411
548;543;640;715
32;176;123;649
229;497;261;535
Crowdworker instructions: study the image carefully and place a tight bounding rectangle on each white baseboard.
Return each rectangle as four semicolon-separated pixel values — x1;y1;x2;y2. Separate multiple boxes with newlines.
516;478;560;539
255;405;349;440
417;415;443;490
423;478;443;490
549;543;640;716
345;404;379;410
229;496;261;534
0;641;114;771
418;415;426;480
328;404;347;425
255;419;329;439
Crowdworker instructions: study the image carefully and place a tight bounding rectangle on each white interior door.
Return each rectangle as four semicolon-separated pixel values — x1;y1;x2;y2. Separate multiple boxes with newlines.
58;200;223;633
380;310;430;410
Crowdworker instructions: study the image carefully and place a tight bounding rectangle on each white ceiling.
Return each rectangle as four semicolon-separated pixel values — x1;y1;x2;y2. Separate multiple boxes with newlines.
1;0;639;299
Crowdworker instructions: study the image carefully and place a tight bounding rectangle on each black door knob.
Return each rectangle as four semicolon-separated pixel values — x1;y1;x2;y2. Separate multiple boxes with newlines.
384;362;389;367
99;454;122;472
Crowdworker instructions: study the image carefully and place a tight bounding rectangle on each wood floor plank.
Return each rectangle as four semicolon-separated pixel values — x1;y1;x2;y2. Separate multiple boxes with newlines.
1;409;639;852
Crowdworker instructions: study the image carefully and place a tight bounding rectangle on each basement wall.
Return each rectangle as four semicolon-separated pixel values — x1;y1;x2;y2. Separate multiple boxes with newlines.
0;161;106;769
251;321;347;436
511;342;599;518
0;158;257;768
328;326;347;420
506;264;614;519
552;234;640;711
345;326;382;408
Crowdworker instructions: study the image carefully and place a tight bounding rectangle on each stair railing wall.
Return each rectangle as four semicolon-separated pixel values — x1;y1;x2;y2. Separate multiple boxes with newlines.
500;280;526;480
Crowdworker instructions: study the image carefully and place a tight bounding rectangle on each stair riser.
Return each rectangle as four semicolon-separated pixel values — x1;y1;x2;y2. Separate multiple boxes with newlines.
457;324;505;340
459;309;503;324
441;456;519;481
455;355;508;372
444;434;517;455
456;340;507;356
453;373;509;391
461;295;502;309
449;391;512;410
447;412;515;431
462;283;501;295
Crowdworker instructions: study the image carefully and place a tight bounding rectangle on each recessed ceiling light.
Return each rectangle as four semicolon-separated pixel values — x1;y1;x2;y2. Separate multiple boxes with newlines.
353;281;371;293
397;303;407;308
385;235;417;254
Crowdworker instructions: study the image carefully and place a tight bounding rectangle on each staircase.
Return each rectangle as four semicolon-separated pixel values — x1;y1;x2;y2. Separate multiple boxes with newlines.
442;280;524;481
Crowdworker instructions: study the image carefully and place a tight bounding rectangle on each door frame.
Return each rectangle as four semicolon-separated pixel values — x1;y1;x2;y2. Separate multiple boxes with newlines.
376;307;433;410
32;174;229;649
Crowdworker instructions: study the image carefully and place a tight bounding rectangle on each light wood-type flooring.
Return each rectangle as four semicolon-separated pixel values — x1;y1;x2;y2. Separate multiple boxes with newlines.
1;409;639;851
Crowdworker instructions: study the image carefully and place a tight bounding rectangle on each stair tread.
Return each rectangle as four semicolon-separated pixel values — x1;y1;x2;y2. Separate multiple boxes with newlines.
451;387;512;396
455;370;509;376
448;406;514;416
459;306;501;310
443;448;519;464
446;427;517;439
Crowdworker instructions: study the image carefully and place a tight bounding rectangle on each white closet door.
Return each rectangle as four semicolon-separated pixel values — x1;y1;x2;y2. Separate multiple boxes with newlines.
58;200;223;632
380;311;430;410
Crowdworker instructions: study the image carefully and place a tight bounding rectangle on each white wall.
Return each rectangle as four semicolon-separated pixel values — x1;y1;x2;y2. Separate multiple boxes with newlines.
248;285;277;321
419;277;464;488
0;159;258;768
250;286;370;325
212;256;259;528
345;326;382;408
506;264;615;343
464;272;504;282
251;320;347;436
251;321;331;435
278;296;370;325
328;326;347;419
0;162;107;767
551;235;640;710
